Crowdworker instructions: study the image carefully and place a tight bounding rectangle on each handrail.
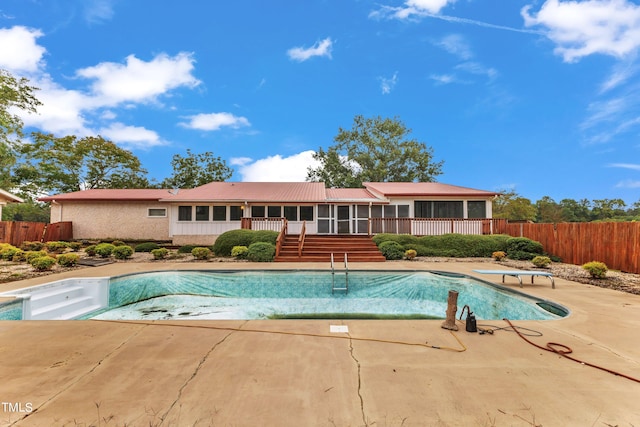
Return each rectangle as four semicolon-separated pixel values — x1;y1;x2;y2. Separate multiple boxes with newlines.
275;219;288;257
297;220;307;257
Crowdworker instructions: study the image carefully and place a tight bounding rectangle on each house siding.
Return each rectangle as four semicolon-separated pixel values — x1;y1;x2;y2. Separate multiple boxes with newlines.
51;201;170;241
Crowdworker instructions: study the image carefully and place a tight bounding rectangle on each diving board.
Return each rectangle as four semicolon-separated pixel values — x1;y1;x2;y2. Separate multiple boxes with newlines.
472;269;555;289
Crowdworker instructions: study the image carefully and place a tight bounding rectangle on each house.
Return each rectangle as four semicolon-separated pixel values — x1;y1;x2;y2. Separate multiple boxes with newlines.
0;188;23;220
39;182;499;245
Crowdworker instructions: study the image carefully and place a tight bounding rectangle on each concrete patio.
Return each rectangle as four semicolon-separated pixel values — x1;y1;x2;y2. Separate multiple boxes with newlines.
0;261;638;426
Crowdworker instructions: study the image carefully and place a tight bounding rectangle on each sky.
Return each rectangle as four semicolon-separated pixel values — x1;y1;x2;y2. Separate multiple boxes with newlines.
1;0;640;205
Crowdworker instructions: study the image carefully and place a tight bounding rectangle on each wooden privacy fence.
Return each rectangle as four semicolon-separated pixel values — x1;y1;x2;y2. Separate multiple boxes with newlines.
505;222;640;275
0;221;73;247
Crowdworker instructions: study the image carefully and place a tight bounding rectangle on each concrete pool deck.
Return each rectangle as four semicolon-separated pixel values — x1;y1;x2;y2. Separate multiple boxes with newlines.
0;261;638;426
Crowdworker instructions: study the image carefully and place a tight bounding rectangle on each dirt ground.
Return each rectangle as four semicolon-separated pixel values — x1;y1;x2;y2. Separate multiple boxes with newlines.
2;251;640;295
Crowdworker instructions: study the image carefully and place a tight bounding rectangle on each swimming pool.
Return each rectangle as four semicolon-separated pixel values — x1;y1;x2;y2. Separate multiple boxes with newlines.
84;270;567;321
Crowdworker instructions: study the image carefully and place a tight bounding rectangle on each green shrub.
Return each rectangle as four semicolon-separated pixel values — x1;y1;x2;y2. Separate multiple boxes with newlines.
29;256;57;271
250;230;279;245
151;248;169;260
112;245;133;260
506;237;543;260
492;251;506;261
95;243;115;258
212;229;260;257
373;233;510;258
20;241;44;251
231;245;249;259
583;261;608;278
531;255;551;268
379;241;404;260
111;240;126;247
177;245;197;254
45;241;69;254
11;249;25;262
57;253;80;267
404;249;417;260
191;247;212;260
246;242;275;262
68;241;82;252
134;242;161;252
84;245;97;256
24;250;48;263
0;245;20;261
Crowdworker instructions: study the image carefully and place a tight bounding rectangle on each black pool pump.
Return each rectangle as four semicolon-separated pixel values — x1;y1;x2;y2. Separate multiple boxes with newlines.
461;305;477;333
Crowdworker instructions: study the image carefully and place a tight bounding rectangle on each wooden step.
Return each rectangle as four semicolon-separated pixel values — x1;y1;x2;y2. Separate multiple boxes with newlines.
275;235;385;262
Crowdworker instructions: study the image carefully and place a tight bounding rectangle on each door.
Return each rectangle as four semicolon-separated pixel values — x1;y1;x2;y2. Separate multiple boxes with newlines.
336;205;350;234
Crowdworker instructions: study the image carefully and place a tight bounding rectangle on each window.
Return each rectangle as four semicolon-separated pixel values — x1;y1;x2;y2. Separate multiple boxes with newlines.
284;206;297;221
384;205;397;218
398;205;410;218
414;201;432;218
195;206;209;221
434;201;463;218
370;205;382;218
468;201;486;219
268;205;282;218
251;206;265;217
230;206;242;221
300;206;314;221
148;208;166;217
178;206;192;221
213;206;227;221
414;201;463;218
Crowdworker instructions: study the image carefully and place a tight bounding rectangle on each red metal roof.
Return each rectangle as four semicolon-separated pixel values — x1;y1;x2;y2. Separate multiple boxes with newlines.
39;189;171;202
161;182;328;203
325;188;383;202
363;182;498;198
38;182;498;203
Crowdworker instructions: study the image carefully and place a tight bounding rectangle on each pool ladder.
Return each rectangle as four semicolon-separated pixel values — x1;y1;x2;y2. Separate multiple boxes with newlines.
331;253;349;294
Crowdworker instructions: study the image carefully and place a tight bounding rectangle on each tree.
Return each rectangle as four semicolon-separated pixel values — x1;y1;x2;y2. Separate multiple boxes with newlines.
558;198;591;222
1;199;49;222
493;189;536;221
591;199;627;221
13;133;150;195
160;149;232;189
307;115;443;187
0;69;42;188
535;196;563;223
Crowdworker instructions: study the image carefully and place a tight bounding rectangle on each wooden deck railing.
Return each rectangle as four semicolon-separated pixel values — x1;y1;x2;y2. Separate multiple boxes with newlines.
368;218;508;235
241;217;287;231
275;220;288;257
298;221;307;256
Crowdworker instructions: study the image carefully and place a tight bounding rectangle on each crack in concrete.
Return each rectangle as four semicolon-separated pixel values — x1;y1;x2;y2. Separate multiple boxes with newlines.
157;323;241;426
542;323;640;364
347;333;368;427
12;323;149;426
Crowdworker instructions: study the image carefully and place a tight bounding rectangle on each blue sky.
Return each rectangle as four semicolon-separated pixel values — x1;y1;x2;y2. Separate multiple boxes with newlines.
2;0;640;205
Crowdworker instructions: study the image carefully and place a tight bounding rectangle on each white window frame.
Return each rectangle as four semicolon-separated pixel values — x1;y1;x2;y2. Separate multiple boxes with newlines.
147;207;167;218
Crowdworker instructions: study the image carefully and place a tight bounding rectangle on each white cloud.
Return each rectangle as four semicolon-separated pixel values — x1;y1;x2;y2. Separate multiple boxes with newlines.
180;112;251;131
235;150;320;181
99;122;165;149
0;26;46;73
600;61;638;93
76;52;200;105
455;62;498;79
615;179;640;188
19;76;91;135
379;72;398;94
230;157;253;166
522;0;640;62
429;73;457;85
83;0;116;24
287;37;333;62
609;163;640;171
434;34;472;60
